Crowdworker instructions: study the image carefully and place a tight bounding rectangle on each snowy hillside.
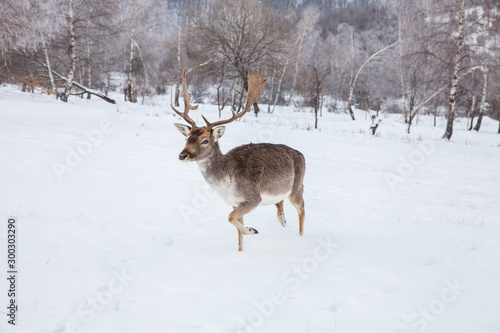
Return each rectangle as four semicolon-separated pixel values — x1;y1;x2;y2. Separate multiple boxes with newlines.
0;87;499;333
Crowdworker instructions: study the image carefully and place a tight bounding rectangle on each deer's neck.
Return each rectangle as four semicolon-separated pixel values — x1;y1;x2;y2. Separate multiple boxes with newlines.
197;143;243;207
196;142;227;182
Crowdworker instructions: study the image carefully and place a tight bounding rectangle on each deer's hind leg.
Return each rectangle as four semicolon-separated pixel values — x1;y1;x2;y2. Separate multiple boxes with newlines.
275;200;286;227
288;187;305;236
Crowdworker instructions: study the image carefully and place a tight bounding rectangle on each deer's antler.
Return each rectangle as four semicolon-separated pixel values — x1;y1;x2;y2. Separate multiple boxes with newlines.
203;66;266;130
171;68;198;128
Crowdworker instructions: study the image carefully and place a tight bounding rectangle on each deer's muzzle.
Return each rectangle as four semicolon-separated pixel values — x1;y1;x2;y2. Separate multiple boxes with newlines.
179;149;191;161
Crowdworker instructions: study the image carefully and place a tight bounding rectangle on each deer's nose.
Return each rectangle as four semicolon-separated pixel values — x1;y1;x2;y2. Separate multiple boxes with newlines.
179;150;189;160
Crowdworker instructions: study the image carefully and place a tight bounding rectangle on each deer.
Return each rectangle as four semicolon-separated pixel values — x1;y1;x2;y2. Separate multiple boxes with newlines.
172;67;305;251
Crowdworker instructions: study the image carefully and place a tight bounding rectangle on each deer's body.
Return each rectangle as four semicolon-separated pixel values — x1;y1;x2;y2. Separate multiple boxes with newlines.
198;142;305;208
173;67;305;251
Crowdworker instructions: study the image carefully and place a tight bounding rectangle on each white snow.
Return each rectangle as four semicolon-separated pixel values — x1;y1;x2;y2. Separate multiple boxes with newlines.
0;86;499;333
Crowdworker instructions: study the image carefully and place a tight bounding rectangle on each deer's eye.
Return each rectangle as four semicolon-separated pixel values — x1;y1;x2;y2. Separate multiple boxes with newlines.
201;139;209;145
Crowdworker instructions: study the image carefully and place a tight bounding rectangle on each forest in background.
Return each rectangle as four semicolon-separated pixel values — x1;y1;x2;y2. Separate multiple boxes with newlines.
1;0;499;138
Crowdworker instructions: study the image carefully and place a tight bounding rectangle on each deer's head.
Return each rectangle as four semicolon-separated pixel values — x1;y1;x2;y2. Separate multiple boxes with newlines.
174;124;226;161
173;67;266;162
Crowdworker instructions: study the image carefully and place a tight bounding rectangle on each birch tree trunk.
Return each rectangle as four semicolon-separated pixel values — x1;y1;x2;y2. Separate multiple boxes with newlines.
474;61;488;132
61;0;76;103
398;10;408;122
41;34;57;98
443;0;466;140
314;70;320;129
126;31;137;103
346;27;356;120
271;56;289;113
86;4;93;99
291;13;313;99
134;40;150;99
291;35;304;99
124;2;139;103
174;31;182;107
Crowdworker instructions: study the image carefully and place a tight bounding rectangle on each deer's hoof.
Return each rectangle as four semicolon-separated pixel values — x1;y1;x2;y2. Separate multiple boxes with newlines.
248;227;259;234
278;215;287;227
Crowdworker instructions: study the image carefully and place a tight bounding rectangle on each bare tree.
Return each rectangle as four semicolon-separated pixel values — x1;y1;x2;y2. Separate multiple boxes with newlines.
296;25;331;129
346;39;398;121
0;0;64;88
187;0;295;115
0;1;34;62
290;6;320;100
309;63;330;129
119;0;170;103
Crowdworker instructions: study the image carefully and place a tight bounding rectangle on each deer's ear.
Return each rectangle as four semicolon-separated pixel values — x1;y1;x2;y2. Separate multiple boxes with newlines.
213;126;226;141
174;123;191;137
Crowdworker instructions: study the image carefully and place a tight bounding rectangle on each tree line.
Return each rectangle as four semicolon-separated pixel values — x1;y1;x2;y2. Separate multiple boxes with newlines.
1;0;499;137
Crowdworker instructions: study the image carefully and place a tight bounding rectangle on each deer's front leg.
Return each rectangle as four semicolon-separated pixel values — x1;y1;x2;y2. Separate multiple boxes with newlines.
229;199;260;239
236;215;244;251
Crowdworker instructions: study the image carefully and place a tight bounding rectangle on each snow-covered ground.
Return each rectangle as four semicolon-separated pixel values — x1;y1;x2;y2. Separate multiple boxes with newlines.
0;86;499;333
